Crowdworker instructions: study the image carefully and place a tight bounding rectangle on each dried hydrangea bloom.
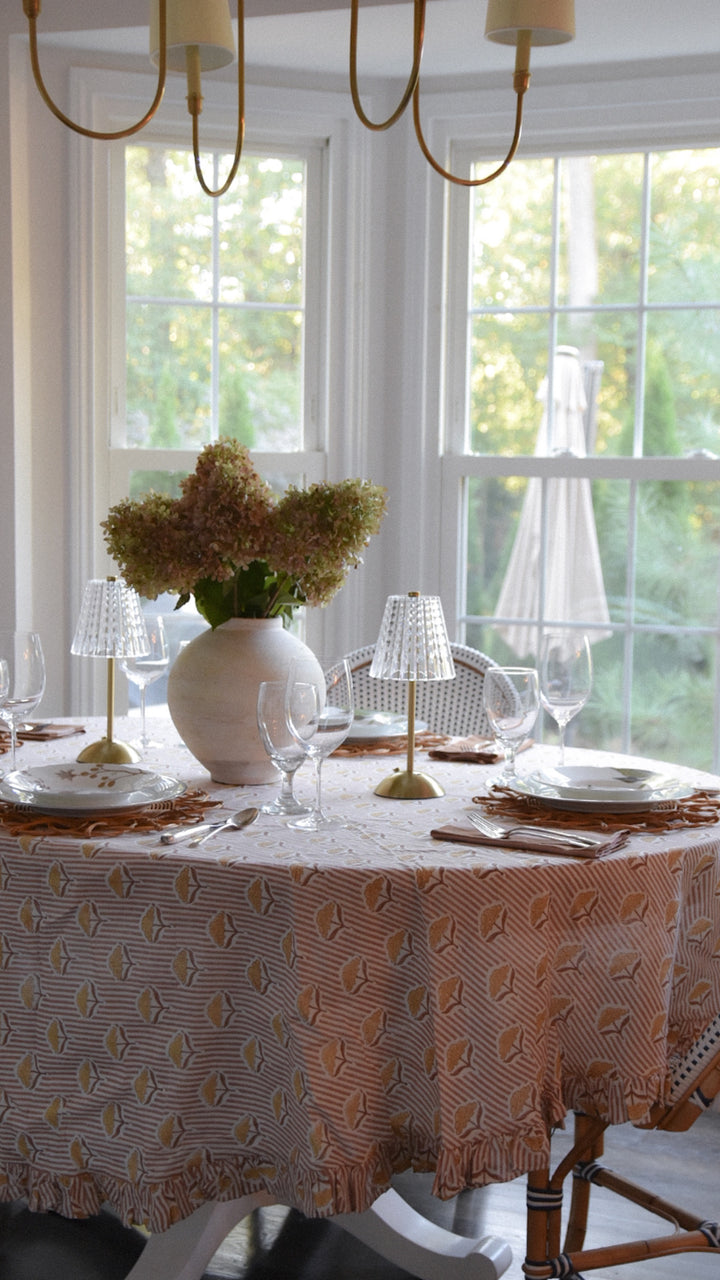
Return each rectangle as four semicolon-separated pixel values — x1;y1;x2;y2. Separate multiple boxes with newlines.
267;479;387;607
102;439;387;625
177;439;276;580
102;492;197;599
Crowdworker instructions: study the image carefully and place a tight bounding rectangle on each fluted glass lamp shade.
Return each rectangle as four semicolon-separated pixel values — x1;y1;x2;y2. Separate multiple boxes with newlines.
72;578;150;764
71;578;150;660
370;592;455;799
370;594;455;683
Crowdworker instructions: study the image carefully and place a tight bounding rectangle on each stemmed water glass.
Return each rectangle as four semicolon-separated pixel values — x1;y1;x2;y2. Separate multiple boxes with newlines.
256;680;311;817
539;630;593;766
0;631;46;772
483;666;540;786
285;657;354;831
120;616;169;750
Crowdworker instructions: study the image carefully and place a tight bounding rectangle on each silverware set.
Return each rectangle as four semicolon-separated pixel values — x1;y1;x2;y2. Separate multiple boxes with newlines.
466;810;604;849
160;806;259;847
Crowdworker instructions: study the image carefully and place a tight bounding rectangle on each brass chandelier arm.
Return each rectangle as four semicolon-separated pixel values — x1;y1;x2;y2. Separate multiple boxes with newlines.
189;0;246;198
412;28;531;188
23;0;167;141
412;82;525;187
349;0;425;131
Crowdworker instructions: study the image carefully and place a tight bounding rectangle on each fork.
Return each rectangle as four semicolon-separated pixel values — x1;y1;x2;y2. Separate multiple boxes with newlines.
467;811;601;849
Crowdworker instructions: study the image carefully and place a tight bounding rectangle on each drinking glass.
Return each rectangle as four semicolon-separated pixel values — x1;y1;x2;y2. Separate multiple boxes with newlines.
0;631;46;771
120;616;169;749
483;666;539;785
285;657;354;831
256;680;311;816
539;630;593;766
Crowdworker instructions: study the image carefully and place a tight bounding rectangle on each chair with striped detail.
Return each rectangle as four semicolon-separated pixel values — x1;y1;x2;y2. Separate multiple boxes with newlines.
522;1012;720;1279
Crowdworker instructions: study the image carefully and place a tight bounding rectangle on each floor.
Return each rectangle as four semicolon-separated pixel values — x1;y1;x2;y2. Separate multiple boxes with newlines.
0;1113;718;1280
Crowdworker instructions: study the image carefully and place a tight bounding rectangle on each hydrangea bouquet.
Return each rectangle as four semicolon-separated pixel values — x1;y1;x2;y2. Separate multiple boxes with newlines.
102;439;387;629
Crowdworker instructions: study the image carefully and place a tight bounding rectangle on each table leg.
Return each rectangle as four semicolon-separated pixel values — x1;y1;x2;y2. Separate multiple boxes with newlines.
121;1182;509;1280
336;1189;512;1279
124;1193;273;1280
124;1188;513;1280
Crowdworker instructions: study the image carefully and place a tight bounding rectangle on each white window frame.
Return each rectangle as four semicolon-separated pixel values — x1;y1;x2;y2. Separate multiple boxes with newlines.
68;66;373;712
429;59;720;765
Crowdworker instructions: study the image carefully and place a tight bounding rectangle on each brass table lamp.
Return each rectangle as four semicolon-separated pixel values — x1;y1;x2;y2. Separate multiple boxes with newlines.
371;591;455;799
71;577;150;764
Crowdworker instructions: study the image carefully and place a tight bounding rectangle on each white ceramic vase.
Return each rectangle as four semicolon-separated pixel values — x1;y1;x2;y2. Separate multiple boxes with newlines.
167;617;319;785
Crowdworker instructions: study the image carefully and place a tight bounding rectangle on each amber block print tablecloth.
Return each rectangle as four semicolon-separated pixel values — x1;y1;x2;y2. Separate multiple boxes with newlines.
0;719;719;1233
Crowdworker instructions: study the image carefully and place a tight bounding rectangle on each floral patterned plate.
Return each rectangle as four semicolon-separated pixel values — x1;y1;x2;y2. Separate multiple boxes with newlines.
0;764;185;813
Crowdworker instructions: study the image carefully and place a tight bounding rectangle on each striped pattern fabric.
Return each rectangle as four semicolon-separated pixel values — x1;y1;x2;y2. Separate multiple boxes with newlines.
0;726;719;1235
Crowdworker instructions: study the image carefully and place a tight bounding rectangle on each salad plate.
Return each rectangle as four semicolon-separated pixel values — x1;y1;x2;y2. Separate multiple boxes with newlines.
346;711;428;742
510;765;693;812
0;763;185;814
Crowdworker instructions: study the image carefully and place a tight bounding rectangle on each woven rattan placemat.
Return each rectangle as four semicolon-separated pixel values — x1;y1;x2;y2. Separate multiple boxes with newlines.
473;786;720;833
0;788;222;839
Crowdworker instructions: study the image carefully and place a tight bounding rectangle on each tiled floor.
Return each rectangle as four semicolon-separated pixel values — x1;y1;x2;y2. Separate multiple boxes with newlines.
1;1112;719;1279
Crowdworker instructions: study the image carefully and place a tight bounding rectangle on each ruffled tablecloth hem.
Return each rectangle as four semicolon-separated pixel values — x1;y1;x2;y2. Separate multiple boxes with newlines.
0;1074;673;1232
0;1132;558;1233
561;1069;669;1126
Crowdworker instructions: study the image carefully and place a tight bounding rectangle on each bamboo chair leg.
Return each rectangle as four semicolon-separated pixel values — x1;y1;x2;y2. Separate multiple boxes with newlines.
563;1115;605;1253
525;1111;720;1279
562;1223;720;1274
524;1168;561;1278
523;1114;611;1279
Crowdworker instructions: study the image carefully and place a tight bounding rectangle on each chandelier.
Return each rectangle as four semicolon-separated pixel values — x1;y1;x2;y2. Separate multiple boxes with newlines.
22;0;574;196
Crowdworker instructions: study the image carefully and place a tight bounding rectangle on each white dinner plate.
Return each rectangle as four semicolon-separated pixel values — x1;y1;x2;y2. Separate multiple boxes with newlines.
509;765;693;812
0;763;186;814
345;712;428;742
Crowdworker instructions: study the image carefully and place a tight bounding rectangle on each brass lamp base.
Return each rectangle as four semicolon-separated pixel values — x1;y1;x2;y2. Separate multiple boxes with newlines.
374;769;444;800
77;737;142;765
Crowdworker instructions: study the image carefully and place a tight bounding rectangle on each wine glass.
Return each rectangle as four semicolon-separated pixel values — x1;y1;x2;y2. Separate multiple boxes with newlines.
285;657;354;831
0;631;46;771
539;630;593;766
256;680;311;817
483;666;539;786
120;616;169;750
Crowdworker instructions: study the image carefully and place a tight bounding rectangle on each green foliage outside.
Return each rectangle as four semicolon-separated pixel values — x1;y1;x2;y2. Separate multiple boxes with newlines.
466;148;720;768
125;145;305;452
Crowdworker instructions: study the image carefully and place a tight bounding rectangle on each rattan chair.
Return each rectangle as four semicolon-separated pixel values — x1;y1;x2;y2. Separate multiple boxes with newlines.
345;642;498;738
523;1012;720;1279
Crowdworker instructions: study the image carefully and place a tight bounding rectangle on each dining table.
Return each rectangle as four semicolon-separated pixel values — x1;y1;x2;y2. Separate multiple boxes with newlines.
0;715;719;1280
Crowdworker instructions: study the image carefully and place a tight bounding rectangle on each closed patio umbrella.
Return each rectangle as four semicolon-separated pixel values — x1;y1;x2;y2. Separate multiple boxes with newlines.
494;346;611;657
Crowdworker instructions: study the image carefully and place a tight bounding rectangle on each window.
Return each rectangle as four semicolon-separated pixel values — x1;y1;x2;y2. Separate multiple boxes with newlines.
443;147;720;769
109;140;325;701
69;69;367;716
109;137;326;511
123;145;307;461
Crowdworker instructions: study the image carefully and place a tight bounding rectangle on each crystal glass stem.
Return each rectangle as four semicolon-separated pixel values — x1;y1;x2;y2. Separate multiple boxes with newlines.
139;685;149;747
7;719;18;772
259;759;308;817
311;754;326;824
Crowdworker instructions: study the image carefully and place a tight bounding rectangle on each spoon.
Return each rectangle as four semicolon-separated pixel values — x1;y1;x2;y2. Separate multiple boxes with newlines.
160;807;259;846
